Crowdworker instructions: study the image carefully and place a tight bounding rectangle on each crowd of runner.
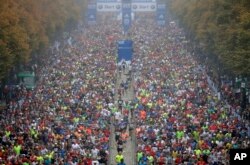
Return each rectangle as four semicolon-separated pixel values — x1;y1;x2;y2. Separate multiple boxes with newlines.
0;21;124;164
131;19;250;164
0;13;249;165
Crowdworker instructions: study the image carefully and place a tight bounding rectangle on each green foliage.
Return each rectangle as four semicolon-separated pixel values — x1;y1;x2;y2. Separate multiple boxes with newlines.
169;0;250;76
0;0;86;81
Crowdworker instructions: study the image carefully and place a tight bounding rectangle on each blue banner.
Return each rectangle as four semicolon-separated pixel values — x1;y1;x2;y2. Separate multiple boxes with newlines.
118;40;133;63
156;4;166;26
87;3;97;24
122;2;132;33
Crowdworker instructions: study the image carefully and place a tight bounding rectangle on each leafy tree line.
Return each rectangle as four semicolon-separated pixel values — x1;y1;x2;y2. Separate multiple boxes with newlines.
168;0;250;77
0;0;87;82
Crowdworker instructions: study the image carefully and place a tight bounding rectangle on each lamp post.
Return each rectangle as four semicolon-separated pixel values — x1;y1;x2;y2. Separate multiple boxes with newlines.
236;76;247;111
240;78;247;111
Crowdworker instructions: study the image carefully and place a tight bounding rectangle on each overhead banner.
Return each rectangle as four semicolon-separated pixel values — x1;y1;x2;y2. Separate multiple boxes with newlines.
117;40;133;64
122;1;132;33
132;0;156;12
156;4;166;26
87;3;97;24
97;0;120;2
97;0;121;12
96;0;157;12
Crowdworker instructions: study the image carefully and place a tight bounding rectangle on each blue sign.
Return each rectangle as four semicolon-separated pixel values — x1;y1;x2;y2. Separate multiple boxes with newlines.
156;4;166;26
118;40;133;63
122;2;132;33
87;3;97;24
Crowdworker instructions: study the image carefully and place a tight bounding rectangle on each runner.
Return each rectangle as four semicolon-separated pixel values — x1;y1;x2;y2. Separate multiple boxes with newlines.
115;151;124;164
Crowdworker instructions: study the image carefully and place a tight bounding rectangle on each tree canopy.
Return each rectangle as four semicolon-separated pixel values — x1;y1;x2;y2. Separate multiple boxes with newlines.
0;0;86;81
168;0;250;76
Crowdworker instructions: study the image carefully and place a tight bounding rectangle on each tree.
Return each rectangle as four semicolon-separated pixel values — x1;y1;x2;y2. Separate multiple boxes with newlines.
0;0;86;81
168;0;250;76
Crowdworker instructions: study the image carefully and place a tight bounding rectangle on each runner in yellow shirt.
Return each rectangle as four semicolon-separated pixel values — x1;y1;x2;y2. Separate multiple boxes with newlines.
115;151;124;164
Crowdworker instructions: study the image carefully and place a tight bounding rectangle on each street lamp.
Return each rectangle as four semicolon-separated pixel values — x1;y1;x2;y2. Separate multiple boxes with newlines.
240;78;247;111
